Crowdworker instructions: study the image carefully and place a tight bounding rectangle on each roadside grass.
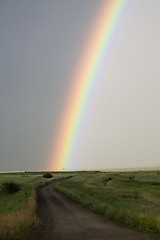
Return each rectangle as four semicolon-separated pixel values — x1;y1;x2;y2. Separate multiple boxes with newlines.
0;190;38;240
0;175;42;216
56;171;160;238
0;171;75;240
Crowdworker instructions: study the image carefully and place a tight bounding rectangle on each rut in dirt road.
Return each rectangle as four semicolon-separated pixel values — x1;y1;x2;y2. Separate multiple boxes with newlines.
31;181;152;240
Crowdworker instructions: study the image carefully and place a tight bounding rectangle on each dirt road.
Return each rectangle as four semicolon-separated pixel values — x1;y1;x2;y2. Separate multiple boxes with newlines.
31;180;152;240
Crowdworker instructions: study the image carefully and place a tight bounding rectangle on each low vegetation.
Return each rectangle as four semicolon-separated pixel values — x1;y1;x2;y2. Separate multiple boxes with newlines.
2;181;21;194
56;170;160;238
1;170;160;239
0;171;74;240
43;172;53;178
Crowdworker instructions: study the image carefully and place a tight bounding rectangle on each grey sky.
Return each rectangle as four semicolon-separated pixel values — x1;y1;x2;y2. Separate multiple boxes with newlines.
0;0;160;171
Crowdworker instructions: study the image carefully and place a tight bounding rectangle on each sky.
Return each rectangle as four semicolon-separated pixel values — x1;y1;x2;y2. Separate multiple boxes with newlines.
0;0;160;171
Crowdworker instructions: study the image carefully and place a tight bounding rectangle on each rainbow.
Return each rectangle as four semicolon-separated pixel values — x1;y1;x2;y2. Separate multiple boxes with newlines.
48;0;128;170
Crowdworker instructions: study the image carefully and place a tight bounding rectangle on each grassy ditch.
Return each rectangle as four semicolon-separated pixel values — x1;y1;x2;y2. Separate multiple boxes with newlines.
56;171;160;238
0;172;74;240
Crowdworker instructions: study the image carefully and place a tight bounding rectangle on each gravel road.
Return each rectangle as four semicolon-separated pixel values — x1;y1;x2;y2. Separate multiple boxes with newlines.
31;180;152;240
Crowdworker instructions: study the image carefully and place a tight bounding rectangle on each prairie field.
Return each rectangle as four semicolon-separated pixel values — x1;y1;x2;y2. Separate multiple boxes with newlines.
1;170;160;239
56;170;160;238
0;171;74;240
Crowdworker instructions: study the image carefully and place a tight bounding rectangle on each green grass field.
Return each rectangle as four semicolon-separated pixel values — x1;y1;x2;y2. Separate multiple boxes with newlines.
1;170;160;239
0;171;75;240
56;170;160;238
0;174;44;216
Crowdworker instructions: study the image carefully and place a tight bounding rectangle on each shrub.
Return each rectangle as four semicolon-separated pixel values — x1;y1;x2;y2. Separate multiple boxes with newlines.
2;181;20;194
129;175;135;180
43;173;52;178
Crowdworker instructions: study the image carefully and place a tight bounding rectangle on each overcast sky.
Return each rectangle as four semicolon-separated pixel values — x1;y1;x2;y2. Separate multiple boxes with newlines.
0;0;160;171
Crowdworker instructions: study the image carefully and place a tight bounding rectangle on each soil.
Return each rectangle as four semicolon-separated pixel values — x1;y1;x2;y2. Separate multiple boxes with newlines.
31;180;152;240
